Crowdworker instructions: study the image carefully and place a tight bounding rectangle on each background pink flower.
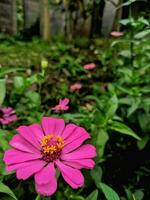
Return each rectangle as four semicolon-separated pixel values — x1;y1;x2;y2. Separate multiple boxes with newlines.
52;98;69;112
3;117;96;196
0;107;17;125
70;83;82;92
110;31;124;37
84;63;96;70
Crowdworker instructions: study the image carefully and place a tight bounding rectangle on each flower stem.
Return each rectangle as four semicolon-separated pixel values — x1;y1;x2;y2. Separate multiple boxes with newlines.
35;194;41;200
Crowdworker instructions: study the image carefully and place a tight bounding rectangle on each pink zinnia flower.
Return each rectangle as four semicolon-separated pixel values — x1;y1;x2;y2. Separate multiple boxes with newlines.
51;98;69;113
110;31;124;37
70;83;82;92
83;63;96;70
0;107;17;125
3;117;96;196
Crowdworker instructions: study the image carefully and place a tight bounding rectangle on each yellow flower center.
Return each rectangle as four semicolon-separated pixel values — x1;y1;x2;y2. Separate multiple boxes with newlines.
41;134;64;162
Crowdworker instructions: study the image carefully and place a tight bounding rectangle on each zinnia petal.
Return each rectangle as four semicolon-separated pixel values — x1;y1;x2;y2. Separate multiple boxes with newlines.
55;160;84;189
3;149;42;165
60;98;69;106
61;144;96;160
35;176;57;196
35;163;55;185
1;107;13;113
62;159;95;169
61;123;77;140
62;126;90;153
16;160;46;180
42;117;65;135
6;160;46;173
10;134;40;154
35;163;57;196
16;125;41;149
29;123;44;142
6;115;17;122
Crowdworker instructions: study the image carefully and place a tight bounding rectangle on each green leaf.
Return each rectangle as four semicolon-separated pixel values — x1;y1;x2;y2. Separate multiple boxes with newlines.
96;129;109;159
0;79;6;105
0;67;24;78
13;76;26;94
25;91;41;107
119;50;131;58
121;0;137;7
137;135;149;150
105;95;118;121
0;130;10;151
0;182;18;200
119;19;131;26
134;30;150;39
138;113;150;132
109;121;141;140
86;189;98;200
127;98;141;117
91;166;103;187
97;182;120;200
134;190;144;200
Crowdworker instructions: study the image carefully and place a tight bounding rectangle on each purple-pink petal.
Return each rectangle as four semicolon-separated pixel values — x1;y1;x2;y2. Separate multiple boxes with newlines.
60;98;69;106
61;144;96;160
62;127;90;153
3;149;42;165
29;123;44;142
0;107;17;125
16;125;41;149
55;160;84;189
62;159;95;169
42;117;65;135
16;160;46;180
35;163;55;185
0;118;9;124
35;175;57;196
10;134;40;154
35;162;57;196
6;160;46;173
1;107;13;113
61;123;77;140
6;115;17;122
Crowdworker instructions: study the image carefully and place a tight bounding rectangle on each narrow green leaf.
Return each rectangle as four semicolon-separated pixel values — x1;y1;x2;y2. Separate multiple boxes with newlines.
134;30;150;39
91;166;103;187
96;129;109;159
0;182;18;200
110;121;141;140
97;182;120;200
0;68;24;78
105;95;118;120
0;79;6;105
121;0;137;7
86;189;98;200
127;98;141;117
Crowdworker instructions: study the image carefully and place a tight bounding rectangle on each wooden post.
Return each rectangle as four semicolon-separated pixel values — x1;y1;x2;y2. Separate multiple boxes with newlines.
40;0;50;40
101;0;120;36
23;0;40;29
0;0;17;34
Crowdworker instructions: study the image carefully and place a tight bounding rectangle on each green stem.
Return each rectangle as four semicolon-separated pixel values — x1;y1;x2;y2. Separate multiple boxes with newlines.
129;3;134;67
35;194;41;200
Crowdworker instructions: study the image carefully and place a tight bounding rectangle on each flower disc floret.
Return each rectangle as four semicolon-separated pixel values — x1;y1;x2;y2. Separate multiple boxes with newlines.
41;134;64;162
